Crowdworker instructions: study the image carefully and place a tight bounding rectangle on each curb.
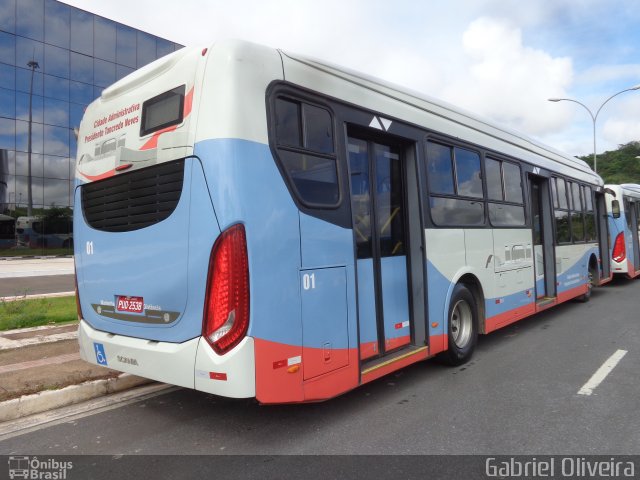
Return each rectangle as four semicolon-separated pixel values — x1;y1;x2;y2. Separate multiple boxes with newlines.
0;373;153;422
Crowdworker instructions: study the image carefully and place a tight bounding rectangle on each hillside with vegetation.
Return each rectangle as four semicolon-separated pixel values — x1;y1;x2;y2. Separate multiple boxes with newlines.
578;141;640;184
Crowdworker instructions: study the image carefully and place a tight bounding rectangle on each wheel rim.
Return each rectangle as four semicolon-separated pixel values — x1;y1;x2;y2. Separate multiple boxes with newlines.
450;299;473;348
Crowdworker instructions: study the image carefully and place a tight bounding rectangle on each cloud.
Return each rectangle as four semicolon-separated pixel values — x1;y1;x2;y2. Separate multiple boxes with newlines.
578;64;640;87
439;17;574;136
57;0;640;156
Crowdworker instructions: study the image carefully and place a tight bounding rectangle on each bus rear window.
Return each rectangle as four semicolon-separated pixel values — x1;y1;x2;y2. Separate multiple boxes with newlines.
141;85;185;137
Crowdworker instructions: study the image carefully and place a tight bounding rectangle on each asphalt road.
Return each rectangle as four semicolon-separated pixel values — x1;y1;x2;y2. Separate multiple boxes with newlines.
0;274;75;297
1;277;639;458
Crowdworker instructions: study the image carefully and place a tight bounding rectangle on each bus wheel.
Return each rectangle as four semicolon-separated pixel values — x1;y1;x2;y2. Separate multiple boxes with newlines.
441;284;478;366
576;267;596;303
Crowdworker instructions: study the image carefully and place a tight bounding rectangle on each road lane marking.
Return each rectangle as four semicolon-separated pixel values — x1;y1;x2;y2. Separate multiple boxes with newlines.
577;349;627;396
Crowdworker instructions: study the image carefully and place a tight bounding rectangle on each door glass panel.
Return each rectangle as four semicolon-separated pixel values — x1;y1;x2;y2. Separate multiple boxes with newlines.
349;137;372;259
374;143;405;256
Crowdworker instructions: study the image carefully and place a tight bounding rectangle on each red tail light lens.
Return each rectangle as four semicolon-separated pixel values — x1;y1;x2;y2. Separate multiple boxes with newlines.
203;224;250;355
612;232;626;263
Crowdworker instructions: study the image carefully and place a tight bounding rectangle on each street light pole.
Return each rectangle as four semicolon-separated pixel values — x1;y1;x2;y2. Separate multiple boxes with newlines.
548;84;640;174
27;59;39;218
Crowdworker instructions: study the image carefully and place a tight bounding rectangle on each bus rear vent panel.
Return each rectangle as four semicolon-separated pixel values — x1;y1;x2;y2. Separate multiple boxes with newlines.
81;160;185;232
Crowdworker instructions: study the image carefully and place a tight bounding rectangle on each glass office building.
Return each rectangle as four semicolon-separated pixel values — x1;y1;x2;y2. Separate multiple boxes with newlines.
0;0;182;256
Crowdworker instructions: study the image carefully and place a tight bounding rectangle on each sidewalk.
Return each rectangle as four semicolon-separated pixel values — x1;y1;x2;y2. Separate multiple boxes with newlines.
0;257;75;278
0;322;154;423
0;257;155;424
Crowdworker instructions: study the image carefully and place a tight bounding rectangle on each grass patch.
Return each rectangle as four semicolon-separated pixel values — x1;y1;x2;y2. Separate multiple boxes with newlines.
0;296;77;331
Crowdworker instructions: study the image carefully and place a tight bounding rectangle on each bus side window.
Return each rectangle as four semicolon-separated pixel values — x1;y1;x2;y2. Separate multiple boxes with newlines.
583;185;596;242
554;178;571;244
624;198;633;229
426;141;485;226
486;157;525;227
273;97;339;208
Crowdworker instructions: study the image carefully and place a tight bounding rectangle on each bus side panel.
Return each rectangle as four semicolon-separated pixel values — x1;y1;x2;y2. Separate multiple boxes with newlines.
425;229;465;355
193;138;305;403
555;244;595;301
299;213;360;399
487;229;535;332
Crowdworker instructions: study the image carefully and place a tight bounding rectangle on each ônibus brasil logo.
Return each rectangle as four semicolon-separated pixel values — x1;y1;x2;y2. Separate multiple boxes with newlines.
8;456;73;479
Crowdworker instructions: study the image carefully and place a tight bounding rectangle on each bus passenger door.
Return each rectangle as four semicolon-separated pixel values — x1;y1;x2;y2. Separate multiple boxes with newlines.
348;133;411;360
530;176;556;300
595;192;611;281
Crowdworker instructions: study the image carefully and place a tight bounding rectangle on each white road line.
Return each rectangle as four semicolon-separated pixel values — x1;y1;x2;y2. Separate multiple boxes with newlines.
578;349;628;396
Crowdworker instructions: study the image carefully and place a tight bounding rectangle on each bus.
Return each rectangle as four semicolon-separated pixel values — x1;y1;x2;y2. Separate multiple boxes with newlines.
606;183;640;278
16;215;73;250
74;40;607;404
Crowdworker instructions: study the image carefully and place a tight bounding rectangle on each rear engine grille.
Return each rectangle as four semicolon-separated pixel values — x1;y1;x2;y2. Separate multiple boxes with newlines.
82;160;185;232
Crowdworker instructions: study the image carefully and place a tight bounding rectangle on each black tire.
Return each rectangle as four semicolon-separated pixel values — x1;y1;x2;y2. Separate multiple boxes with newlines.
440;283;478;366
576;266;596;303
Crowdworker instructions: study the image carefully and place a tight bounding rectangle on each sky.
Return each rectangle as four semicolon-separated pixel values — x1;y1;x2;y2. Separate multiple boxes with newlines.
61;0;640;158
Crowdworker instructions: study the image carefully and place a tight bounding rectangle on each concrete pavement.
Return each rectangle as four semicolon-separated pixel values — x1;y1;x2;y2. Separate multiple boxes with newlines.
0;257;74;278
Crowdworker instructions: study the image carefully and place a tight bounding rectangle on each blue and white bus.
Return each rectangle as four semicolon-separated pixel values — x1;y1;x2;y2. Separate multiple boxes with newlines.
74;40;607;403
606;183;640;279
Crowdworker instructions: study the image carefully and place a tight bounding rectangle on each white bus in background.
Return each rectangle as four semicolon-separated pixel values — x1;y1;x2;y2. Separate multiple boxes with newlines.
606;183;640;278
16;215;73;250
74;40;609;404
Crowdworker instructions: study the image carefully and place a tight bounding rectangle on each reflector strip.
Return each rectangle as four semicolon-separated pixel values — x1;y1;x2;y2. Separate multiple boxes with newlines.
209;372;228;381
287;356;302;366
273;359;287;369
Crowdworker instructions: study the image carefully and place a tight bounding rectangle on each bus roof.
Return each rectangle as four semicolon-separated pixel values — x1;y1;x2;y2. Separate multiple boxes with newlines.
618;183;640;198
280;49;602;186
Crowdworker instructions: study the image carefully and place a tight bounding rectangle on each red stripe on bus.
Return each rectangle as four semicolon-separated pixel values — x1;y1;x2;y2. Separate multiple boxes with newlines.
78;169;116;181
183;86;194;116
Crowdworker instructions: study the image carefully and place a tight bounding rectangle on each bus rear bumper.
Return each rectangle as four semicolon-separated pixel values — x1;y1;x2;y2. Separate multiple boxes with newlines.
194;336;256;398
78;320;256;398
78;320;199;389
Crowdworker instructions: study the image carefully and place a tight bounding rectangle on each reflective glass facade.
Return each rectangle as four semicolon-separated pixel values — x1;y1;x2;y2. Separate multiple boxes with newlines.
0;0;182;256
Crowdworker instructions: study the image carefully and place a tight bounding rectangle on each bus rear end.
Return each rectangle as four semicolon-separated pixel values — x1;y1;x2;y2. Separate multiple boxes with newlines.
74;42;282;399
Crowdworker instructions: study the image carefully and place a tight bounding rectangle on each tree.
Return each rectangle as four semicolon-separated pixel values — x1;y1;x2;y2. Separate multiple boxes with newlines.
579;141;640;184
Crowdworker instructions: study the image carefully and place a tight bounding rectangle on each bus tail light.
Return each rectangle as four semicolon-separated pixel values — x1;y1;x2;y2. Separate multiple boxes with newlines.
203;224;250;355
612;232;626;263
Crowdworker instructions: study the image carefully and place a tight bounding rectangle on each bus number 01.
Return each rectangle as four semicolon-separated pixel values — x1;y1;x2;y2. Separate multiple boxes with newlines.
302;273;316;290
86;241;94;255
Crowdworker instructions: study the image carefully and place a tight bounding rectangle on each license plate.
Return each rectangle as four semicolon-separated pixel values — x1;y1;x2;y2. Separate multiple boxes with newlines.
115;295;144;314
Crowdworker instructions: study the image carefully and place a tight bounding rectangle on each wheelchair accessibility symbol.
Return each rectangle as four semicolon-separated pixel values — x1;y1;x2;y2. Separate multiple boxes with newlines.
94;343;108;366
